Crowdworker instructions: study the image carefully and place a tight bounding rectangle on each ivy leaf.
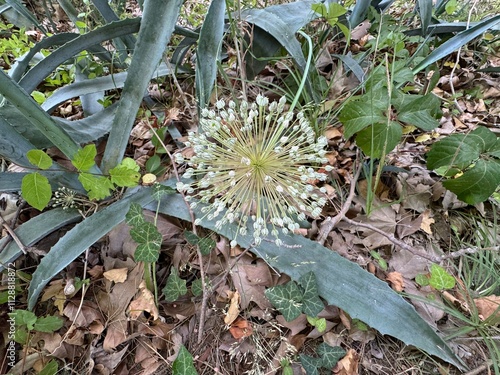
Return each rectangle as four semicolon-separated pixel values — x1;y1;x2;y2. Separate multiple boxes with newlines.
442;159;500;204
172;345;198;375
152;183;176;201
26;150;52;170
191;278;204;297
429;264;455;290
163;268;188;302
21;172;52;211
126;203;145;226
317;343;346;368
355;121;402;159
34;315;64;333
299;354;321;375
299;271;324;317
185;231;215;255
265;281;303;321
130;222;162;263
78;173;114;200
109;157;141;187
72;144;97;172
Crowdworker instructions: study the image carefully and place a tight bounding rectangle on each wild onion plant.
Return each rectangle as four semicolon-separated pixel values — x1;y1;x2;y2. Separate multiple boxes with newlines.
176;95;332;246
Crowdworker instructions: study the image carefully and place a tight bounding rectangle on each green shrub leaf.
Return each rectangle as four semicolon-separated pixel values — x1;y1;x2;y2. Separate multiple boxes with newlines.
109;157;141;187
429;264;456;290
172;345;198;375
396;93;441;130
339;95;388;140
26;150;52;170
21;172;52;211
130;222;162;263
355;121;402;159
10;310;37;330
34;315;64;332
299;272;324;317
72;144;97;172
265;281;303;321
163;268;188;302
39;359;58;375
78;173;114;200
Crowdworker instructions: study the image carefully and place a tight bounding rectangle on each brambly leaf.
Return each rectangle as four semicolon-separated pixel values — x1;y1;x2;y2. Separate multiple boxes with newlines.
265;281;303;321
109;157;141;187
172;345;198;375
299;272;324;317
78;173;114;200
26;149;52;170
130;221;162;263
429;264;456;290
10;310;37;329
72;144;97;172
21;172;52;210
163;268;188;302
150;190;465;369
33;315;64;333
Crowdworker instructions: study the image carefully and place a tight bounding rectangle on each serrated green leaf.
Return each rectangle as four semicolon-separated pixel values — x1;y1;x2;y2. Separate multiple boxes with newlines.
163;268;188;302
152;183;176;201
191;278;204;297
78;173;114;200
72;144;97;172
396;94;441;131
299;272;324;317
10;310;37;330
317;343;346;368
265;281;303;321
21;172;52;211
109;158;141;187
172;345;198;375
442;159;500;204
338;96;388;140
130;222;162;262
126;203;145;226
299;354;321;375
34;315;64;332
355;121;402;158
26;150;53;170
429;264;455;290
39;359;58;375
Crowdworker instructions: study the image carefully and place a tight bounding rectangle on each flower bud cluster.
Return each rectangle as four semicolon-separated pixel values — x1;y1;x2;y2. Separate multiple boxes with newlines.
176;95;332;246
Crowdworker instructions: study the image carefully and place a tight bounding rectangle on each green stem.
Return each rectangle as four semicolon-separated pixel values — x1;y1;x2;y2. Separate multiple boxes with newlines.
290;30;313;112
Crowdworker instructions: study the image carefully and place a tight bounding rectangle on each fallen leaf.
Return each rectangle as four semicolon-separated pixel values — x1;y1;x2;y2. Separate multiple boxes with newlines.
229;317;253;340
128;280;159;320
420;210;435;235
334;348;358;374
474;295;500;321
103;268;129;283
224;290;241;325
386;272;404;292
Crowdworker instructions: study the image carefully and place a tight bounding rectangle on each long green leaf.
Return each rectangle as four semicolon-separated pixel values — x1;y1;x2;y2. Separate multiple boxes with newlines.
101;0;182;173
413;15;500;73
0;208;81;272
195;0;226;110
27;187;154;309
417;0;432;36
147;191;465;370
0;70;81;161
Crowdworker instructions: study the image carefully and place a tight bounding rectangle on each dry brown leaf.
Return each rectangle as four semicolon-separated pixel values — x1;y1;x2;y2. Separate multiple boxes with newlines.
103;268;129;283
231;257;272;309
474;295;500;321
276;314;308;336
128;280;159;320
420;209;435;235
396;211;423;239
63;300;104;328
224;290;241;325
334;348;359;374
229;317;253;340
386;272;404;292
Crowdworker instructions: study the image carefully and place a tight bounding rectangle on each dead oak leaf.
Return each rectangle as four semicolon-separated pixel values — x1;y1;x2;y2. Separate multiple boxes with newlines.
334;348;359;375
128;280;159;320
104;268;129;283
420;210;435;235
386;272;404;292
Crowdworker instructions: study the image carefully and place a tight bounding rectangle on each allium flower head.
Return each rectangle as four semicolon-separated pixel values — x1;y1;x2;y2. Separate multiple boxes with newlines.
177;95;332;246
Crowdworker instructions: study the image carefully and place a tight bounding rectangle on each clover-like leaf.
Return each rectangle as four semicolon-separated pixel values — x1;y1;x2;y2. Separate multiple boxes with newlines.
34;315;64;333
317;343;346;368
21;172;52;211
109;157;141;187
72;144;97;172
126;203;145;226
163;268;188;302
172;345;198;375
299;271;324;317
130;221;162;263
78;173;114;200
26;150;52;170
265;281;303;321
429;264;455;290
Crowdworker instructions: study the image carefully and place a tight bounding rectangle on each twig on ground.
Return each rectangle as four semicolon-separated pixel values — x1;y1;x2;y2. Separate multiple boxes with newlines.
462;359;493;375
317;158;362;245
0;213;27;254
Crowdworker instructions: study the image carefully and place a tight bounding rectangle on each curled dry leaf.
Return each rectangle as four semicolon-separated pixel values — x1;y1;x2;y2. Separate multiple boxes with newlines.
386;272;404;292
103;268;129;283
474;295;500;321
224;290;241;325
334;348;359;375
420;210;435;235
229;317;253;340
128;280;159;320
